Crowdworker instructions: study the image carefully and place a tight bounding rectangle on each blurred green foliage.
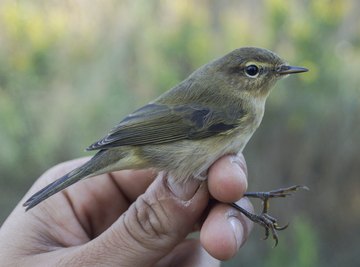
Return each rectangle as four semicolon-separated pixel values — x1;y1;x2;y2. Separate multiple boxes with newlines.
1;1;360;266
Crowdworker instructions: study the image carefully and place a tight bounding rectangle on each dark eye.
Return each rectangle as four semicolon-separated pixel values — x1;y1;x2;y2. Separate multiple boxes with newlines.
245;65;259;78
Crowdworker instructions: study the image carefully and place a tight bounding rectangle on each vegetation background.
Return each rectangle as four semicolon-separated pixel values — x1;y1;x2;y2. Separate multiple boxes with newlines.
0;1;359;266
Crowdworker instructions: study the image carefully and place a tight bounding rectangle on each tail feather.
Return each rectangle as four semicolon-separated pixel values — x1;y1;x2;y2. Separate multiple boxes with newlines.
23;167;88;211
23;149;129;211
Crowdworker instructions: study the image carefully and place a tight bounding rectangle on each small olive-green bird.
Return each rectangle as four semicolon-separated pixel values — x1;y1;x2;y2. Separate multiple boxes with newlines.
24;47;307;242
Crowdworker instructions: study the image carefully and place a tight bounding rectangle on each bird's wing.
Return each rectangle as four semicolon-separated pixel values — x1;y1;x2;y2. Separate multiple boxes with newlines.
86;103;245;150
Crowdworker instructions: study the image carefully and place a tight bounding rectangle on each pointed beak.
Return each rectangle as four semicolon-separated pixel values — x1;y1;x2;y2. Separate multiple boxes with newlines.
277;65;308;75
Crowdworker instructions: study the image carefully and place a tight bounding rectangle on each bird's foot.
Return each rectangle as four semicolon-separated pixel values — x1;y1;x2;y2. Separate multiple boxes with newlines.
244;185;309;204
231;185;308;246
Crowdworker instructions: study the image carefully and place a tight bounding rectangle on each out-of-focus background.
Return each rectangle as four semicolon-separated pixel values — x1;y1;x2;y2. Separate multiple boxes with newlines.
0;0;359;266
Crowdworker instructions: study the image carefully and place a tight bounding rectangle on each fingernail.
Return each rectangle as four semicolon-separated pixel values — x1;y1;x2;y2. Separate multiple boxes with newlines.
231;154;248;176
167;174;201;201
228;217;244;250
230;155;248;191
232;198;254;241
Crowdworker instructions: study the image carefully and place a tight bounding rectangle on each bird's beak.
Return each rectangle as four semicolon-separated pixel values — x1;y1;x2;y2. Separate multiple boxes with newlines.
277;65;308;75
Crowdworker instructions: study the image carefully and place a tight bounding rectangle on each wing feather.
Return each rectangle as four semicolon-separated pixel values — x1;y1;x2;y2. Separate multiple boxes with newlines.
86;103;243;150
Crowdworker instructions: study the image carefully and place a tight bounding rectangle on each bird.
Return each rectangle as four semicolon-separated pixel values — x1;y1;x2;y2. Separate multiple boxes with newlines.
24;47;308;245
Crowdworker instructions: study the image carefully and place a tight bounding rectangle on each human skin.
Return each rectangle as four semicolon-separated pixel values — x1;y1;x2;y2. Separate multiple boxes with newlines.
0;154;253;266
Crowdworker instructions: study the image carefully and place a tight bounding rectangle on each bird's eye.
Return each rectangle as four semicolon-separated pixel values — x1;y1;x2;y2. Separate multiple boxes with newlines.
245;65;259;78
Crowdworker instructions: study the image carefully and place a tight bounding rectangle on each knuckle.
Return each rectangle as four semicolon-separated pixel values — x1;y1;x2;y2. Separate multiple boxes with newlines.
122;195;174;249
135;196;171;237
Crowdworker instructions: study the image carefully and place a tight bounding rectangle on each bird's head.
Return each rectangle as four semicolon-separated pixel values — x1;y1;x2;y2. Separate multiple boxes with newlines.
210;47;308;98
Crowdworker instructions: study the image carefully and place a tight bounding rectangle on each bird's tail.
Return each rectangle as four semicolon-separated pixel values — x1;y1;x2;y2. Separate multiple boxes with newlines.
23;150;115;211
23;164;91;211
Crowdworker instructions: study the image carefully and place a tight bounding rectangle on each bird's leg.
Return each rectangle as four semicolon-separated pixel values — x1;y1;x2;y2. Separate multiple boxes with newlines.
231;185;308;246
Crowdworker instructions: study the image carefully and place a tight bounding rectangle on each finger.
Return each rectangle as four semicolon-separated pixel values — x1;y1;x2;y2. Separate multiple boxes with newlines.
62;161;157;211
23;158;158;240
80;172;210;266
208;153;248;203
155;239;220;267
109;168;158;201
30;158;158;204
66;168;157;237
200;198;253;260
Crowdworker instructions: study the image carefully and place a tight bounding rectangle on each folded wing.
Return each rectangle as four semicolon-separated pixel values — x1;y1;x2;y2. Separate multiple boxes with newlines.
87;103;244;150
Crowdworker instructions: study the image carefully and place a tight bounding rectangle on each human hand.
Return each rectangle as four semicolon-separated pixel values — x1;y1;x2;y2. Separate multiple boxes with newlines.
0;154;253;266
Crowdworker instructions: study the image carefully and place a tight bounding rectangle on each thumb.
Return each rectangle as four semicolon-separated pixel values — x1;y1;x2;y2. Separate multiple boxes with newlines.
82;172;209;266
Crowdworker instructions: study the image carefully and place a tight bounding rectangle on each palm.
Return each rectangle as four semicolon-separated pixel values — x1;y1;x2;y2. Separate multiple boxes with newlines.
0;155;251;266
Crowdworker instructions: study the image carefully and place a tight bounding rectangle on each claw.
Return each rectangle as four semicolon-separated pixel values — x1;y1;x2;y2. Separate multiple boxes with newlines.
269;223;279;247
263;227;270;240
275;223;289;231
301;185;310;191
272;233;279;248
231;185;308;246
